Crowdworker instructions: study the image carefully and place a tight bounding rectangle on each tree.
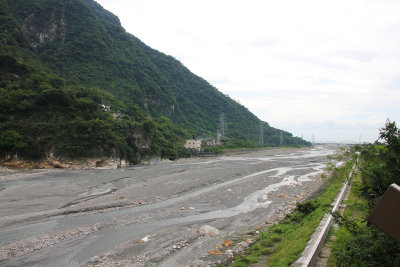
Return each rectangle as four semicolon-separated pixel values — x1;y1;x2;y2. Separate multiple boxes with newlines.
0;130;27;151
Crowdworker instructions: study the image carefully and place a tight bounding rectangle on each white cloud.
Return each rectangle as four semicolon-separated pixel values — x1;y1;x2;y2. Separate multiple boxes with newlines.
96;0;400;142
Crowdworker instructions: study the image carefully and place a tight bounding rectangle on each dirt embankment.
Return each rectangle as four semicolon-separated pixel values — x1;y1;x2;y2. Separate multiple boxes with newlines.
0;157;129;170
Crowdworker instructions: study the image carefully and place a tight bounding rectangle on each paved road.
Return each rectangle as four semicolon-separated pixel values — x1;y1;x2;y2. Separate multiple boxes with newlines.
0;146;337;266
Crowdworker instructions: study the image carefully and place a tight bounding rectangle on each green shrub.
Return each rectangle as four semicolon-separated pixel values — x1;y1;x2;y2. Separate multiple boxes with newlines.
329;120;400;267
0;130;27;151
333;226;400;267
296;200;319;214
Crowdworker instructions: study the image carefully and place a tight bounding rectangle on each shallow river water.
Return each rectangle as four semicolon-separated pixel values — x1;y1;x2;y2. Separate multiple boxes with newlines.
0;145;338;266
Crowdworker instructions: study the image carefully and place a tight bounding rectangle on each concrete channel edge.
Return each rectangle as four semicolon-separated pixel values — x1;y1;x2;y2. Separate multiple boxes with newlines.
293;166;354;267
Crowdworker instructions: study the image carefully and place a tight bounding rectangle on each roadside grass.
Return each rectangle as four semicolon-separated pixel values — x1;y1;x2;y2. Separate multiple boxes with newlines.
327;172;369;267
222;160;354;267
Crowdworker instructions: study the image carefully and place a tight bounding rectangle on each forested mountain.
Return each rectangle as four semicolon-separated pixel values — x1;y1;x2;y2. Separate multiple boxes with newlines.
0;0;309;163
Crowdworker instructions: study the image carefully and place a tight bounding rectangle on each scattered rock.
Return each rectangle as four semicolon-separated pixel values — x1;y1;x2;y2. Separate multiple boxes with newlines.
222;240;233;247
190;259;207;267
179;206;185;210
133;236;149;244
0;224;99;261
188;207;196;210
244;230;256;236
238;241;250;249
197;225;220;236
173;240;188;250
225;249;233;255
208;249;223;255
89;256;100;263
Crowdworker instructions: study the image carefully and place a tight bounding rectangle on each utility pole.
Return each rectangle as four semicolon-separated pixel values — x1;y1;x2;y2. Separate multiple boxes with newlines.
220;113;225;140
259;122;264;146
312;134;315;145
280;131;283;146
217;129;221;145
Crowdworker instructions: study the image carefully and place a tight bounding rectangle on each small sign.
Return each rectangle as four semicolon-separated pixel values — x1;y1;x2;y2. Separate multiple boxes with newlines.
368;183;400;242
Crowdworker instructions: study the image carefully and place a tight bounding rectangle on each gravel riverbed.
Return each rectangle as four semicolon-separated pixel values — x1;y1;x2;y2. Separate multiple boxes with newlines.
0;146;338;266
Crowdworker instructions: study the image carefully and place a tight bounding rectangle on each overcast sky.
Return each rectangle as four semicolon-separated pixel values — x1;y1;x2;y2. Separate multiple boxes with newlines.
96;0;400;143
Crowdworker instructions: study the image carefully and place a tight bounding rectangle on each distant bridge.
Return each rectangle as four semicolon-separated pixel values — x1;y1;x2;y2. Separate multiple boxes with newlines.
313;140;363;145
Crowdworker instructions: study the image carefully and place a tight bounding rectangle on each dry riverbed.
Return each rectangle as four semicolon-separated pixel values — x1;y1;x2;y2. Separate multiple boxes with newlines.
0;146;338;266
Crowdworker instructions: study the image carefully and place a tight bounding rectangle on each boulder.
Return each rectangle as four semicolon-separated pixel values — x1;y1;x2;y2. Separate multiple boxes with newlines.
208;249;223;255
197;225;220;236
222;240;233;247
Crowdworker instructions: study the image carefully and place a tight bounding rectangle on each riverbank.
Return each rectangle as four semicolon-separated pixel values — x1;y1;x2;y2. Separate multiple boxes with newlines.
0;156;130;170
0;146;337;266
211;157;352;267
0;146;313;171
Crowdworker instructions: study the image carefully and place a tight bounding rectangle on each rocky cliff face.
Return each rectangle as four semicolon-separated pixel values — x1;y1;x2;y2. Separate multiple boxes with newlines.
22;13;65;46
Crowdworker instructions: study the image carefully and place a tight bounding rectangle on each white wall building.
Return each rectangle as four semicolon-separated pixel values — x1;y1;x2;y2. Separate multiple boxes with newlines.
184;139;201;152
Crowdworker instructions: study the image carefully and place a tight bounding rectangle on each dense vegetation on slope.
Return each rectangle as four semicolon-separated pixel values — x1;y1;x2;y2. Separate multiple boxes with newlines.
0;0;189;161
0;0;309;162
328;120;400;267
0;55;190;161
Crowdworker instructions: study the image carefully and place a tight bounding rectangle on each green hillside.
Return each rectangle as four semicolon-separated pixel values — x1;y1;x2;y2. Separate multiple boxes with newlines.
0;0;309;163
